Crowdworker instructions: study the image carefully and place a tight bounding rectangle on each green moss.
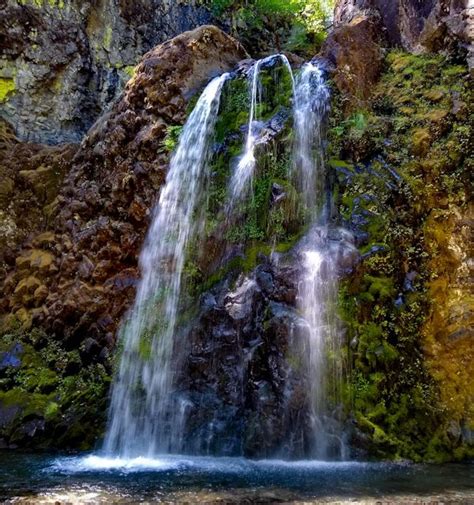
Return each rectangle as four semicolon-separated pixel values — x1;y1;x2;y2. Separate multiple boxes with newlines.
45;401;59;420
103;26;113;50
0;327;111;449
0;78;15;102
18;0;65;7
114;64;136;80
123;65;135;78
214;77;249;143
362;275;395;302
333;50;472;461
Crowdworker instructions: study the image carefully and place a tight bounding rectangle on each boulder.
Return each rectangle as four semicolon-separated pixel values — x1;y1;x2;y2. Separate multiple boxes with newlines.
322;13;384;107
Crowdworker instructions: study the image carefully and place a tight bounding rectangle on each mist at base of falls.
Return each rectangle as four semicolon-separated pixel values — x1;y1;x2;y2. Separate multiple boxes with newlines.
3;452;473;504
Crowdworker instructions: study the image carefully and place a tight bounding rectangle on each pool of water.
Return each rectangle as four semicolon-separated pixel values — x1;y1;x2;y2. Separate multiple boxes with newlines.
1;452;473;503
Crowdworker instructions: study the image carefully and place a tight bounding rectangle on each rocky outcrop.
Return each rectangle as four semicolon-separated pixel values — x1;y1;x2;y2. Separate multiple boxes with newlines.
0;26;247;361
334;0;473;72
0;0;215;144
322;13;384;107
0;119;77;284
325;0;473;106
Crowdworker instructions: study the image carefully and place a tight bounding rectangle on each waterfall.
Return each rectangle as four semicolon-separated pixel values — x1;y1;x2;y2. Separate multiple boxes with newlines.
293;62;348;460
293;62;330;210
228;54;295;206
103;73;229;457
104;57;348;461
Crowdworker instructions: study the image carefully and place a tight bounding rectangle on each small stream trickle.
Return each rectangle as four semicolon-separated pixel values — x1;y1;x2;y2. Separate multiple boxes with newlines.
228;54;295;206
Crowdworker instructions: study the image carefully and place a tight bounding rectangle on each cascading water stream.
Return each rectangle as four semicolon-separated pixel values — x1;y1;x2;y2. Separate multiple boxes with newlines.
292;62;348;460
104;73;229;458
293;62;330;210
228;54;295;206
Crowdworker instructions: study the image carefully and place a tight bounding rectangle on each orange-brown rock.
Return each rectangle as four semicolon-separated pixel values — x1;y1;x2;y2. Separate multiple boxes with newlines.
0;26;247;362
423;203;474;439
322;14;384;108
0;119;77;283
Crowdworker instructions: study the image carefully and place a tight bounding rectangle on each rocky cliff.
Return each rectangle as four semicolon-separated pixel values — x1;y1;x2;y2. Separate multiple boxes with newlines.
334;0;473;72
0;25;247;448
0;0;219;144
0;3;472;461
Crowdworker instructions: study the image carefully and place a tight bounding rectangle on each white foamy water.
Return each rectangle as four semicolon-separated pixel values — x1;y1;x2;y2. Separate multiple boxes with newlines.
103;73;229;458
50;454;371;474
299;233;348;460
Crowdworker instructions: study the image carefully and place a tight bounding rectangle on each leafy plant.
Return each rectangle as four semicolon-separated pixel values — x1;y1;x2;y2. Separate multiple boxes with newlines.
161;125;183;153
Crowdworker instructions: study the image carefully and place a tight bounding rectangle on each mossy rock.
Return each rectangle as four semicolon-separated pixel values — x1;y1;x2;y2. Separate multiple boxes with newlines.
411;128;432;156
332;50;472;461
0;327;111;449
15;249;55;274
19;165;62;203
0;176;14;206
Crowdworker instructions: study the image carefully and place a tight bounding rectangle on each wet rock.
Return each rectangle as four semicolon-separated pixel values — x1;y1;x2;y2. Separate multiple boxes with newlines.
255;108;292;146
0;343;23;370
225;278;260;321
174;226;355;458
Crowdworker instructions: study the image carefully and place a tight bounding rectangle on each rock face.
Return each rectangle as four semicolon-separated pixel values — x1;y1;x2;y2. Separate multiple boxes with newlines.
423;203;474;447
0;0;215;144
0;26;247;361
180;258;309;457
328;48;473;461
322;13;384;107
325;0;473;106
0;119;77;284
334;0;473;71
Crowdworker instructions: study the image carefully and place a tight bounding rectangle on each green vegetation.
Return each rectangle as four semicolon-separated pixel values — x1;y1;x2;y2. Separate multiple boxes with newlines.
0;325;111;449
161;125;184;153
204;0;334;55
330;51;472;461
180;65;308;300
